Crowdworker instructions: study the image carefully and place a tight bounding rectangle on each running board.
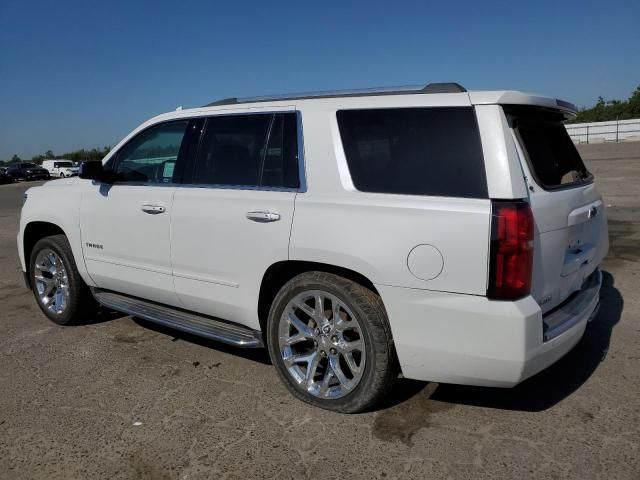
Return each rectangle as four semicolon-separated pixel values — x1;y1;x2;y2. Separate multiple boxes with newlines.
92;289;264;348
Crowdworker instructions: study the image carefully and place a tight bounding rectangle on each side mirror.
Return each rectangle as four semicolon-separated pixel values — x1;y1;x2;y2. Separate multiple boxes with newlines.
78;161;106;181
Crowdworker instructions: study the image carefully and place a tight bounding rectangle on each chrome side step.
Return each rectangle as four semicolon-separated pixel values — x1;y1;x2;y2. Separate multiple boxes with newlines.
92;289;264;348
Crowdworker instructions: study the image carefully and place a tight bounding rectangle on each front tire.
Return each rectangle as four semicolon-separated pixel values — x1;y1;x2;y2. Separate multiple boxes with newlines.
267;272;398;413
29;234;95;325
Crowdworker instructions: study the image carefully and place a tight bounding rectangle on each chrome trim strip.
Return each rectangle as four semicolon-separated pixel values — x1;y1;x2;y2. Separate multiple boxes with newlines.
92;181;179;187
176;183;298;192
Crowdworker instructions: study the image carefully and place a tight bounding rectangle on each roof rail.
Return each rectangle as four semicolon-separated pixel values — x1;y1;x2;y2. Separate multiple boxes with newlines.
204;82;467;107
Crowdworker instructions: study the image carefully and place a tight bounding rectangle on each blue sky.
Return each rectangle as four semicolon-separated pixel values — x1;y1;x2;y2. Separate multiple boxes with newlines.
1;0;639;159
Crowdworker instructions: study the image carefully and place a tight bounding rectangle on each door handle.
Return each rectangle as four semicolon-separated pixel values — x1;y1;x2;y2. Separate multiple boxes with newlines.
246;211;280;223
141;204;166;214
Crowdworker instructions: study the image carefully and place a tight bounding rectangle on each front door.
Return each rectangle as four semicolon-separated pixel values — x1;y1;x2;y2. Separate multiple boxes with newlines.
171;111;301;329
79;119;191;305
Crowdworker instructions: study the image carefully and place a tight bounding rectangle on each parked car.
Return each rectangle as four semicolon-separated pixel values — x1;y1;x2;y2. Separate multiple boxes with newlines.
42;160;79;178
7;162;50;181
17;83;608;412
0;169;14;184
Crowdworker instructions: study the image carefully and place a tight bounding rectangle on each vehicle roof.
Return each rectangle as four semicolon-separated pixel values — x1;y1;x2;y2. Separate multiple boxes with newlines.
200;82;577;116
142;82;577;131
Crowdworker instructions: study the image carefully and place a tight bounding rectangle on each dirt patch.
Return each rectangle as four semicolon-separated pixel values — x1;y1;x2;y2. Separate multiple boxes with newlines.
606;218;640;263
112;333;152;344
373;383;453;445
0;287;30;302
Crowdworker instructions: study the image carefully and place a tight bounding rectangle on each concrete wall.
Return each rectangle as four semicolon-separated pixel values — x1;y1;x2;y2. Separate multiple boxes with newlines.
566;118;640;143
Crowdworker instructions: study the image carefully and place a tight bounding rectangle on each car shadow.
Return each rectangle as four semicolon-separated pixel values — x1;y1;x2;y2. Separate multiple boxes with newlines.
86;271;622;410
83;307;127;325
132;317;272;365
423;270;623;412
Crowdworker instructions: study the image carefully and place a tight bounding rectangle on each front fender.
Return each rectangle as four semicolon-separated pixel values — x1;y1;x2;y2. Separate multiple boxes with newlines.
19;184;95;287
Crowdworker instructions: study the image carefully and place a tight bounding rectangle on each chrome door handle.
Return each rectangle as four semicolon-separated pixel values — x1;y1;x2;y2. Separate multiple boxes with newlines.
246;211;280;223
141;204;166;214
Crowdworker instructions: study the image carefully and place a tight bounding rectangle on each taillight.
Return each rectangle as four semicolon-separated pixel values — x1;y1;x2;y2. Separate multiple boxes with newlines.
487;200;534;300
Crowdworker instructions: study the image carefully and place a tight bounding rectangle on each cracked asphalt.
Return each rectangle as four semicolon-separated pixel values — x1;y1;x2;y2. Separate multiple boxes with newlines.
1;142;639;479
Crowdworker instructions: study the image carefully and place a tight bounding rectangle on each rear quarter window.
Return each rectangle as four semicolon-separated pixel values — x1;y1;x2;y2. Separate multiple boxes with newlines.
336;107;488;198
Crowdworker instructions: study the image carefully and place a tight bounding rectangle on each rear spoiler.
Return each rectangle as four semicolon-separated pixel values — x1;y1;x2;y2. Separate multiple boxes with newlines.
469;91;577;119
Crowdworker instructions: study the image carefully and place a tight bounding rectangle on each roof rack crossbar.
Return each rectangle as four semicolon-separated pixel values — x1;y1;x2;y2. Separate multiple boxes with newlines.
204;82;467;107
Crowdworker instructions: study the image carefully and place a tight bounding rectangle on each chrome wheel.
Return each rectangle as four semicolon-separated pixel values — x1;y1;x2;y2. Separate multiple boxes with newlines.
33;248;70;315
278;290;366;399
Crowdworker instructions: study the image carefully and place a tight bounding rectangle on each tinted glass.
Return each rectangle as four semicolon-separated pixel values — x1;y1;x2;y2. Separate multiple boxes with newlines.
337;108;487;198
509;108;592;188
113;120;188;183
21;163;37;169
192;113;299;188
261;113;299;188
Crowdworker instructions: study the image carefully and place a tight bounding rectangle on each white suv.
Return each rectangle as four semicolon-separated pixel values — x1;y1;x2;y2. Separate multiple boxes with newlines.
41;160;79;178
18;83;608;412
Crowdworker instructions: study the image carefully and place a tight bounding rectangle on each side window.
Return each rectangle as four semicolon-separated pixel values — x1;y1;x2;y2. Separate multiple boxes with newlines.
111;120;188;184
261;113;300;189
336;108;488;198
192;113;299;188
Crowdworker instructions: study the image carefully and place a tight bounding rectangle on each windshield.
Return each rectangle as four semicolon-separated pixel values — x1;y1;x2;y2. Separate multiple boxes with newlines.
56;161;74;168
21;163;37;168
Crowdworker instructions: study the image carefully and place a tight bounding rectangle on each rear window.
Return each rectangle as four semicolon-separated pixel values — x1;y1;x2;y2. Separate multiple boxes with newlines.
336;107;487;198
508;107;592;189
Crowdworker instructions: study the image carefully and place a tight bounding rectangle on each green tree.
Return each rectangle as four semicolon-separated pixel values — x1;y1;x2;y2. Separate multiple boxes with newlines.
570;85;640;123
10;154;21;164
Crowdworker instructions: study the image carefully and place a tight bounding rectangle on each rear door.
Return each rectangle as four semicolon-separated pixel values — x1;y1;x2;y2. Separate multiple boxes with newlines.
506;106;609;313
170;110;301;329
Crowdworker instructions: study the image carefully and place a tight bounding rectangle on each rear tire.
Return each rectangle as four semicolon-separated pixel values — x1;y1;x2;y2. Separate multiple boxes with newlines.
29;234;95;325
266;271;398;413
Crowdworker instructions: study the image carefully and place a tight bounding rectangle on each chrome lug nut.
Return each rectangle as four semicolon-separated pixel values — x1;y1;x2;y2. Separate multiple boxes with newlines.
331;335;338;343
330;348;337;355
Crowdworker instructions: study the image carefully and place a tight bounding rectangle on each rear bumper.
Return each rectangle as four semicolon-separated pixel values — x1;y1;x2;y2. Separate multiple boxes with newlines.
543;270;601;341
377;269;602;387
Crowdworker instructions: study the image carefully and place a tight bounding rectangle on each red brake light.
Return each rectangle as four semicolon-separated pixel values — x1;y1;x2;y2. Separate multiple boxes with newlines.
487;201;534;300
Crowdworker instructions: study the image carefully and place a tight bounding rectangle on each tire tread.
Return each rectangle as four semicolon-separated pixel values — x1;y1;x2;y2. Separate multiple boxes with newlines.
267;271;398;413
29;234;95;325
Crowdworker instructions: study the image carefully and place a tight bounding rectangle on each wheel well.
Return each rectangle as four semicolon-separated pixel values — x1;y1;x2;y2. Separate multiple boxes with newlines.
23;222;66;271
257;261;378;331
